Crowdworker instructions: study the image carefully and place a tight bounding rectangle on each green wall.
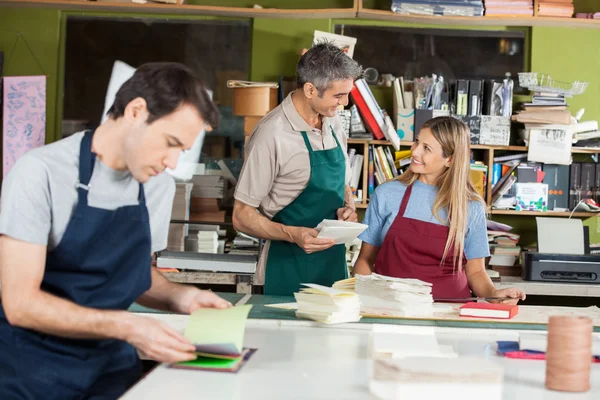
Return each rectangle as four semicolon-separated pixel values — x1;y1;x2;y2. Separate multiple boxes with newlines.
1;3;600;243
531;27;600;125
0;8;61;145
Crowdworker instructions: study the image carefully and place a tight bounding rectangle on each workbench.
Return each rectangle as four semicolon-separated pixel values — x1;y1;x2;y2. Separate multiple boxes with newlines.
124;294;600;399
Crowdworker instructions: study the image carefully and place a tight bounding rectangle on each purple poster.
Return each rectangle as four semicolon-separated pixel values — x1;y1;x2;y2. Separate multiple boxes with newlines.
2;75;46;179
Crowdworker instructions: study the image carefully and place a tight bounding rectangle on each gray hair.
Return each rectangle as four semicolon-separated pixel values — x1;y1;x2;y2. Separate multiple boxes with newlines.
296;41;363;95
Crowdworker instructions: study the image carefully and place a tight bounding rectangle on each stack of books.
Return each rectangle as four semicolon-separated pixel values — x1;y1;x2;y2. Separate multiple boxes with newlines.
487;230;521;276
483;0;534;16
293;284;361;324
538;0;574;17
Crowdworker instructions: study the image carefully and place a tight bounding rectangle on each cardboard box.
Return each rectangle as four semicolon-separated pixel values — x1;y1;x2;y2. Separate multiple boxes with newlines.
244;116;262;136
232;87;278;117
395;108;414;141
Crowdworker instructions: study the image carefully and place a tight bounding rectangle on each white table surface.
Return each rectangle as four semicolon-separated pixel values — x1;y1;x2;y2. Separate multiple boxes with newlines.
122;314;600;400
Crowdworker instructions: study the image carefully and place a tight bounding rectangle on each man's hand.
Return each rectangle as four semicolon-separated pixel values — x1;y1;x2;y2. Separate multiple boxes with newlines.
185;290;232;314
490;287;526;305
123;314;197;364
170;286;232;315
337;207;358;222
290;226;335;254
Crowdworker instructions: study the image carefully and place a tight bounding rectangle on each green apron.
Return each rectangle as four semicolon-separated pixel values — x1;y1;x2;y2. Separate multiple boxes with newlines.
264;128;348;296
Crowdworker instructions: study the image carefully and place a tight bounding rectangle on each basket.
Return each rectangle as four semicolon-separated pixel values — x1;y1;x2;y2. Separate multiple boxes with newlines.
517;72;588;97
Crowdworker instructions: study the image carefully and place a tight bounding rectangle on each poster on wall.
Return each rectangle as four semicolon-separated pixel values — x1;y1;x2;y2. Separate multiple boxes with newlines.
2;75;46;179
0;51;4;121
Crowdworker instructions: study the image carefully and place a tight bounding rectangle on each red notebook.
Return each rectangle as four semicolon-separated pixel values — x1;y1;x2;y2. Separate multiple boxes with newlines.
459;302;519;319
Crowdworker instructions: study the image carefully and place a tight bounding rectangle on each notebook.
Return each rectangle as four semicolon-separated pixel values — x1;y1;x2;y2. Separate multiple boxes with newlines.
459;302;518;319
170;305;256;372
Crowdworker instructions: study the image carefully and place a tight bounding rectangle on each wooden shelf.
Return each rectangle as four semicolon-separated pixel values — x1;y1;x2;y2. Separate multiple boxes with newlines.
356;1;600;29
5;0;598;28
491;210;599;218
348;139;600;154
0;0;358;18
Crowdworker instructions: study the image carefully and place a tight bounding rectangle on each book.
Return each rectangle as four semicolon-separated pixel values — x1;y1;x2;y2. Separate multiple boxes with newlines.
171;305;256;373
459;302;518;319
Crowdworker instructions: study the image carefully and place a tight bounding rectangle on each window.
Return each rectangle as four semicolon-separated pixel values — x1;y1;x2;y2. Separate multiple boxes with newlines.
334;24;526;88
63;16;251;165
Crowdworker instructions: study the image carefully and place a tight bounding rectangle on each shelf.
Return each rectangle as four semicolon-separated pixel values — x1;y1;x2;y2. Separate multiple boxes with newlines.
347;139;600;154
491;210;599;218
0;0;358;18
356;202;368;209
356;1;600;29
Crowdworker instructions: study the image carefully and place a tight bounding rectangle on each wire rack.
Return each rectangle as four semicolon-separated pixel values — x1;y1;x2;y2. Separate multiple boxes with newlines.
518;72;588;97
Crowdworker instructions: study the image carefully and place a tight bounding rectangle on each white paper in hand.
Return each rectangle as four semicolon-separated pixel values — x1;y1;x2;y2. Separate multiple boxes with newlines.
316;219;368;244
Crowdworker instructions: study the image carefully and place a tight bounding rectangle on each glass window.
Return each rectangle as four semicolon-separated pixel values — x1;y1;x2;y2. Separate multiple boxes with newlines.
63;16;251;168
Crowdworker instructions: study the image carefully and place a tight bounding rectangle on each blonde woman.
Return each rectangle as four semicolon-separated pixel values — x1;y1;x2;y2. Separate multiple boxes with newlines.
354;117;525;304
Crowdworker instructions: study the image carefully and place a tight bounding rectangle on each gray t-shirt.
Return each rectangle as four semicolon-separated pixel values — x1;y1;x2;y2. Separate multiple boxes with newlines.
0;131;175;253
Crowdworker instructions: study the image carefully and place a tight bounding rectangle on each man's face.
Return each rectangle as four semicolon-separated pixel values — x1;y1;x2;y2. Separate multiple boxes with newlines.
308;78;353;118
124;102;206;183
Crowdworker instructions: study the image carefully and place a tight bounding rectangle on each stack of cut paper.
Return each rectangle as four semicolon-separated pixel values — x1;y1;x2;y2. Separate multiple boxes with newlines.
316;219;368;245
370;325;457;359
355;273;434;316
172;305;256;373
294;284;361;324
370;357;503;400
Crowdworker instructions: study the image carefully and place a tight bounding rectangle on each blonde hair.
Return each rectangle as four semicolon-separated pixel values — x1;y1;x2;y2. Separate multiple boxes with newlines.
399;116;484;273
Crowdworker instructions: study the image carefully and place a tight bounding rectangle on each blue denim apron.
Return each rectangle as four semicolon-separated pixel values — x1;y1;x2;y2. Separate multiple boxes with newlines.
0;130;152;399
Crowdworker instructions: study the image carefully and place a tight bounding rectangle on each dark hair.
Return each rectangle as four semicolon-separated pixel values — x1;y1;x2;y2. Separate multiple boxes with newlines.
107;62;219;129
296;42;363;94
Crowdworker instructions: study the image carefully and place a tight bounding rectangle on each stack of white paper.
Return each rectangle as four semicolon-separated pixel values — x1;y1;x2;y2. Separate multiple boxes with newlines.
356;274;434;316
294;284;361;324
197;231;219;254
370;357;503;400
370;325;457;360
316;219;368;245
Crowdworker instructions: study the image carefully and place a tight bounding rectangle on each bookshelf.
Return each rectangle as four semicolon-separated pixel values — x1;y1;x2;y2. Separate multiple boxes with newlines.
348;138;600;218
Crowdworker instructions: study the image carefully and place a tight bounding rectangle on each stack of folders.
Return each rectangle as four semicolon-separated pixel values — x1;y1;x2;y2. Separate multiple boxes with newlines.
294;284;361;324
355;274;434;316
369;357;503;400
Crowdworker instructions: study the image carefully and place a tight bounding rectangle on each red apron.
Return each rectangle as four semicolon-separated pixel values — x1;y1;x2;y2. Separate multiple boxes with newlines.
374;183;471;299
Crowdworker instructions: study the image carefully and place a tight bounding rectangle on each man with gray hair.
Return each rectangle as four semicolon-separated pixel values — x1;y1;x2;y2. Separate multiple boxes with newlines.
233;42;363;296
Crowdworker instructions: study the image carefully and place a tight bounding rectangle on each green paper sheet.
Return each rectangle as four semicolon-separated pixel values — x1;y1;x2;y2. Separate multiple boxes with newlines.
177;355;241;370
184;305;253;356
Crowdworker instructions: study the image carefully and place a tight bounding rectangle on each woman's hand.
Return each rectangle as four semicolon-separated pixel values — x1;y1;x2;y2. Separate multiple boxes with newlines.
490;287;526;305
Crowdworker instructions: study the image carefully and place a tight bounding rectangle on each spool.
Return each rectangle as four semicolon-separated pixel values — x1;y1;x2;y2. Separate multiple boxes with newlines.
545;316;593;392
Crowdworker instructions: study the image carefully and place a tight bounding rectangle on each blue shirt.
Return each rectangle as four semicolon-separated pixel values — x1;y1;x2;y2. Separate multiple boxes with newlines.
359;180;490;260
